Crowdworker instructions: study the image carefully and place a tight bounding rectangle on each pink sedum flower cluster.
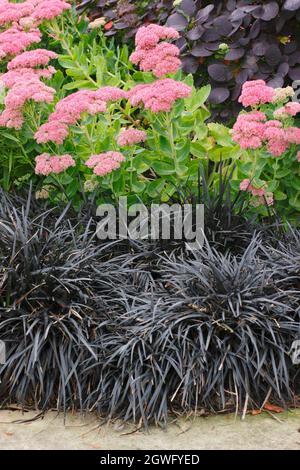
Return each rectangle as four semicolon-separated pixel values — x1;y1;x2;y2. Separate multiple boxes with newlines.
238;80;275;107
117;128;147;147
86;152;125;176
0;0;71;26
128;78;192;113
8;48;57;69
233;113;300;157
239;179;274;206
232;111;266;149
233;82;300;157
0;24;41;59
263;120;289;156
273;102;300;119
35;153;75;175
134;24;179;49
35;87;126;144
130;23;181;78
0;48;57;129
0;1;71;59
32;0;71;22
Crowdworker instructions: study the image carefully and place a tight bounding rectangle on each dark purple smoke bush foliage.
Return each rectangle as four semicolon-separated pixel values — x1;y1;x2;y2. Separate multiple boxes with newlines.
77;0;300;119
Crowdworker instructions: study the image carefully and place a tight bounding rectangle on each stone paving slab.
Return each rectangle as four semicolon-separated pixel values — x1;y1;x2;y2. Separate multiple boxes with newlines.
0;409;299;450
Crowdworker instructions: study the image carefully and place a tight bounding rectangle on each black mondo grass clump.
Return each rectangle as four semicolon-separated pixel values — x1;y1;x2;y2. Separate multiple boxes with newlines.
0;189;299;425
83;237;300;425
0;189;154;411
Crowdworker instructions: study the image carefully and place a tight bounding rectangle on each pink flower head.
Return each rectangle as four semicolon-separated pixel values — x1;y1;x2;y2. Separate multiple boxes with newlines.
35;87;125;144
0;0;71;28
19;16;37;29
239;179;252;192
32;0;71;22
273;107;288;120
131;24;181;77
130;42;181;78
284;127;300;145
117;128;147;147
251;187;265;197
4;77;55;107
7;49;57;70
35;121;69;144
0;24;41;59
135;24;179;49
0;72;55;130
95;86;127;102
264;120;289;157
128;78;192;113
86;152;125;176
283;102;300;116
274;102;300;120
54;90;107;119
238;80;275;108
240;179;267;199
0;107;24;129
253;192;274;207
0;1;34;26
232;111;266;149
35;153;75;175
1;66;57;88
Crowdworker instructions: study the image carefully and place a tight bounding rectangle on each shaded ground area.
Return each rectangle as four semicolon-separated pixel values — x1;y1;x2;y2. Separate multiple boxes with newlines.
0;409;299;450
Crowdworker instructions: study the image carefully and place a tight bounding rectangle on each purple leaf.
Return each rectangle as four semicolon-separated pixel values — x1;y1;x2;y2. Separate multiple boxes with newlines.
225;47;245;60
283;0;300;11
283;41;298;54
259;63;274;73
167;13;188;31
236;69;250;84
289;51;300;66
253;41;267;56
176;37;188;53
213;17;232;36
253;1;279;21
209;87;230;104
231;84;242;101
230;9;246;22
190;45;213;57
178;0;196;17
267;76;284;87
265;45;282;66
289;66;300;80
277;62;289;76
181;55;199;74
202;29;221;41
208;63;233;82
226;0;237;12
249;19;261;39
205;42;222;51
196;4;215;23
261;1;280;20
186;27;204;41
